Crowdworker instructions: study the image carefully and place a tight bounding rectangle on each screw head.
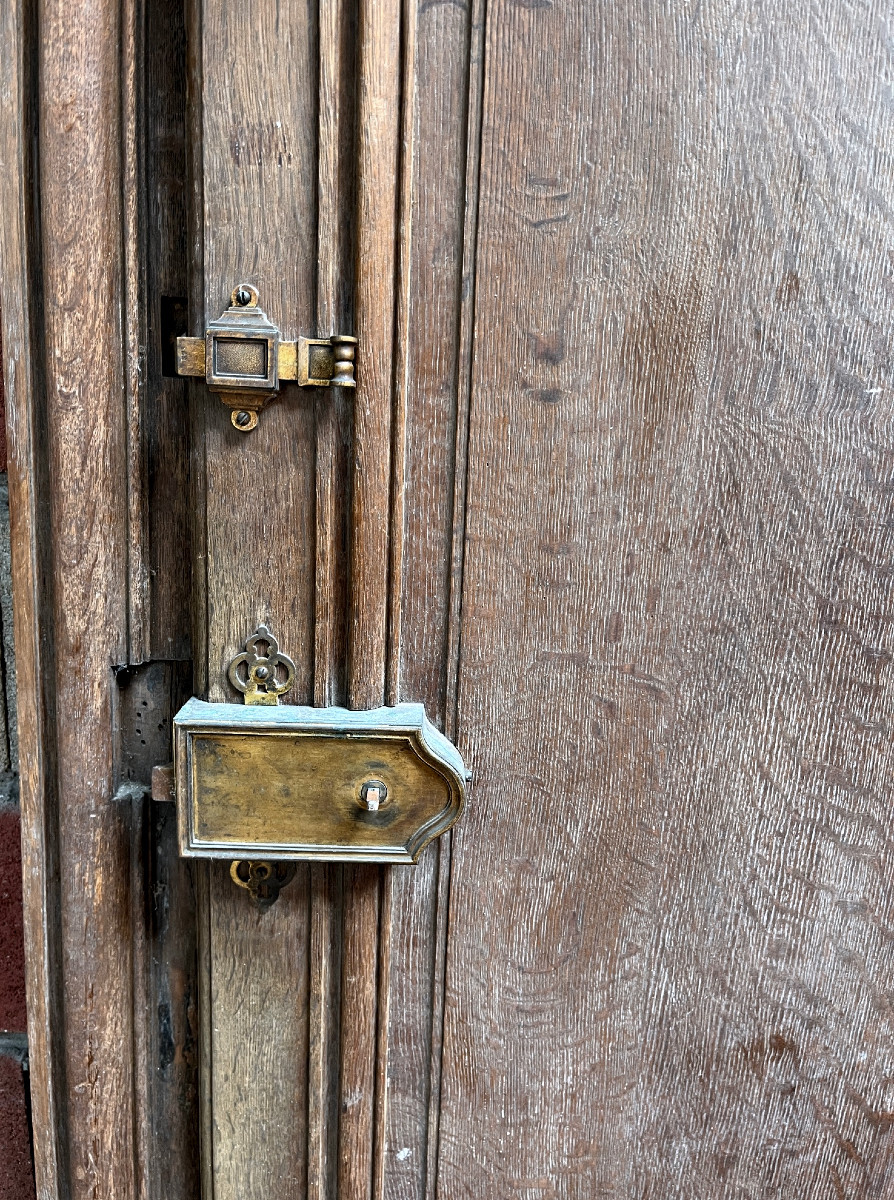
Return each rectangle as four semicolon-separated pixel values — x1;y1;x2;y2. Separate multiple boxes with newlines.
235;410;252;427
254;665;270;681
235;286;252;306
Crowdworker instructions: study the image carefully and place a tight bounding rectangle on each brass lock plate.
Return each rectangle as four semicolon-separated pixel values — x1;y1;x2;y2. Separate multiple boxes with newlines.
175;284;357;430
174;699;468;863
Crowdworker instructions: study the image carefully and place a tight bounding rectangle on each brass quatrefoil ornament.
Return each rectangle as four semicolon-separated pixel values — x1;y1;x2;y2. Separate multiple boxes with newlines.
227;624;298;906
227;624;296;705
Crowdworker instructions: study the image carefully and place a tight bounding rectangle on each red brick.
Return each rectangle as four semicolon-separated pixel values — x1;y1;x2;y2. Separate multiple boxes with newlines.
0;811;26;1032
0;1054;34;1200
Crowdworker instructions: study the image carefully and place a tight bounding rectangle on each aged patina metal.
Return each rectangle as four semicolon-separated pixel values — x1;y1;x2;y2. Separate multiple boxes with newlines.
175;284;357;429
173;626;468;910
227;623;296;705
229;859;297;910
174;697;468;865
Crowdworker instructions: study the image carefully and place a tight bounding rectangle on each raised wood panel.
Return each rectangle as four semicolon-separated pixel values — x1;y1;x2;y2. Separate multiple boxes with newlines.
206;863;311;1200
1;0;139;1194
0;0;65;1188
379;0;480;1196
197;0;318;698
441;1;894;1196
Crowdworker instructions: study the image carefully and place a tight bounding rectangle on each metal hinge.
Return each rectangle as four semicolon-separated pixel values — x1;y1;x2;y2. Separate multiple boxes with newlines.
176;284;357;431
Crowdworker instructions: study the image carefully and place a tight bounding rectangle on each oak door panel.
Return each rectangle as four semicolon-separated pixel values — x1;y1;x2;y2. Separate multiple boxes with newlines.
440;2;894;1196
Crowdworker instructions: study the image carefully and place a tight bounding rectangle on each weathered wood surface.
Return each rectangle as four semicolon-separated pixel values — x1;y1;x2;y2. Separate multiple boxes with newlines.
2;0;200;1188
338;3;403;1199
309;6;354;1200
0;0;138;1197
189;0;320;1189
376;0;482;1196
439;1;894;1196
11;1;894;1198
0;0;65;1190
120;662;197;1200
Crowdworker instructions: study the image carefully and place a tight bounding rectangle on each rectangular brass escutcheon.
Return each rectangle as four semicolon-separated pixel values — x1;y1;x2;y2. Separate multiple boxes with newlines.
174;285;357;431
174;699;468;864
176;335;352;387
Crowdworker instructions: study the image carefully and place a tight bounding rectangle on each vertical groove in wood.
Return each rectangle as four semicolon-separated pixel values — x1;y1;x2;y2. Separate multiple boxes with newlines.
443;0;487;751
0;0;66;1189
143;0;191;662
310;6;354;1198
1;0;141;1192
376;0;483;1193
384;0;417;710
315;0;353;712
426;6;487;1193
340;1;402;1196
185;0;207;702
122;0;148;664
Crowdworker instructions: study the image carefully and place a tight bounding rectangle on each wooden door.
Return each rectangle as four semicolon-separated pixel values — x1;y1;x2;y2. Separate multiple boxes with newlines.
3;1;894;1198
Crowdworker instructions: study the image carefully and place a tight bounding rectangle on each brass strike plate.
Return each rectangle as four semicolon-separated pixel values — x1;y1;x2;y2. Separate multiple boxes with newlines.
173;699;468;864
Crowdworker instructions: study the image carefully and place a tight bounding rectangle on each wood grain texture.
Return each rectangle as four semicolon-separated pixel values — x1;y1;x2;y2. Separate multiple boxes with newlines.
190;0;319;1193
2;0;140;1193
438;2;894;1196
198;0;317;700
120;662;198;1200
142;800;201;1200
207;862;310;1200
348;0;400;710
2;0;196;1192
308;7;355;1197
0;0;65;1190
314;0;354;714
376;0;481;1196
338;4;402;1198
306;862;342;1200
337;865;383;1200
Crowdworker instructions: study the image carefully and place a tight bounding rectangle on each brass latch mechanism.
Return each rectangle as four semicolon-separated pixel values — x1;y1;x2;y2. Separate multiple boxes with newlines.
171;626;469;907
176;284;357;431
